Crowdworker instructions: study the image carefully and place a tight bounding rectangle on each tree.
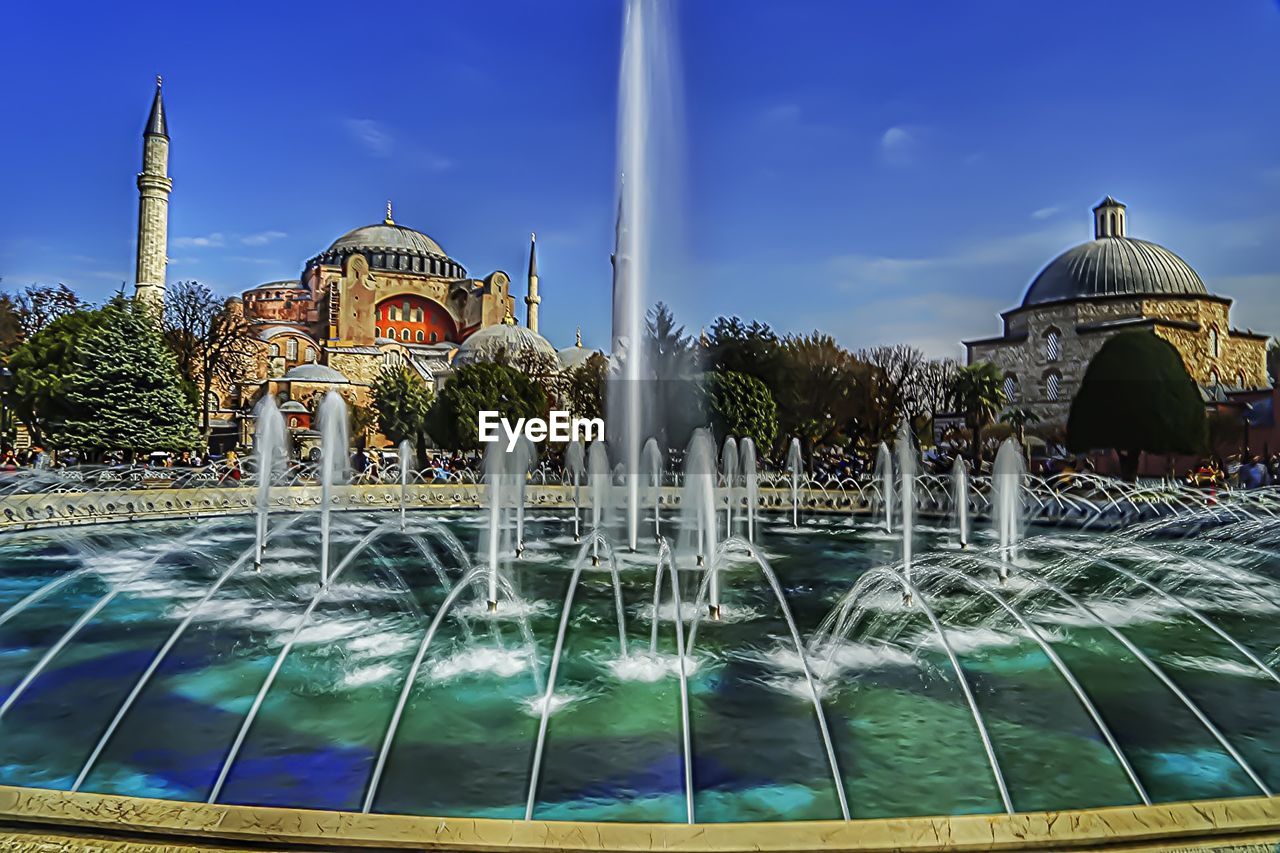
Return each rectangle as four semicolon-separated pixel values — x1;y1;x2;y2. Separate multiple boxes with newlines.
1068;331;1206;480
951;363;1006;467
999;407;1041;451
428;363;546;451
373;366;435;466
7;306;108;445
640;302;702;451
708;371;778;453
859;344;927;430
163;281;258;445
917;358;961;441
705;316;784;388
14;283;86;339
775;333;873;455
0;295;23;358
564;352;609;423
52;297;199;456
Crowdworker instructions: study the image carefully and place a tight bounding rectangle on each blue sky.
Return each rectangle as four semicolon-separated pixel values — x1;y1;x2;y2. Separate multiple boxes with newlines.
2;1;1279;357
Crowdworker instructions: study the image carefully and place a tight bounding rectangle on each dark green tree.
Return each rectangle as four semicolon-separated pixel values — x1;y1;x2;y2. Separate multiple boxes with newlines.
7;306;108;445
564;352;609;423
950;363;1006;467
705;316;784;388
372;366;435;466
641;302;703;451
428;362;546;451
52;298;199;456
1068;331;1206;480
775;332;871;455
708;370;778;453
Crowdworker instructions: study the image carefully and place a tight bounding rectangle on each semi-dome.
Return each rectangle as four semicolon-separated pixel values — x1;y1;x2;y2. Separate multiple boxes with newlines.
305;204;466;279
282;364;349;384
453;320;556;368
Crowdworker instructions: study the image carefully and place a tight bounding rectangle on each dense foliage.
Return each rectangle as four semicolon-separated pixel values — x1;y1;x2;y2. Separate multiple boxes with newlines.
1068;331;1205;479
372;366;435;466
428;362;547;451
707;371;778;453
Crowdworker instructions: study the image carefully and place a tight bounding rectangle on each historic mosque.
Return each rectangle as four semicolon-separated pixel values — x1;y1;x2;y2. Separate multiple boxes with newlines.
130;79;592;446
964;196;1270;425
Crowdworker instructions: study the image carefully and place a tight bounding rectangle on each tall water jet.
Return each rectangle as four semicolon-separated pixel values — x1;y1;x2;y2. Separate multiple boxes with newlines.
993;438;1026;581
642;437;662;541
875;441;895;534
952;455;969;549
252;395;285;572
588;441;611;566
786;437;802;529
398;439;412;531
721;437;737;540
681;429;719;618
740;437;757;544
513;436;536;557
483;440;507;610
896;421;915;587
610;0;682;553
565;440;585;542
317;391;349;585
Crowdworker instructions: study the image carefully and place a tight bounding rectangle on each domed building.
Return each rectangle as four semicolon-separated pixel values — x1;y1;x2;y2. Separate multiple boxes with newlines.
964;197;1270;425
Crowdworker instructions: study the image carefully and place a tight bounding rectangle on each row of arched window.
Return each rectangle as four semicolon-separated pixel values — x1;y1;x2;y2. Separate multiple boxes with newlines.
387;303;425;322
1003;370;1063;403
376;327;439;343
268;339;316;362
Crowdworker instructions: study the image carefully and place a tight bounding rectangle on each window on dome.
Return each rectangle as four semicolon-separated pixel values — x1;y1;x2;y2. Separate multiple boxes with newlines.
1002;374;1018;403
1045;371;1062;402
416;330;424;342
1044;328;1061;362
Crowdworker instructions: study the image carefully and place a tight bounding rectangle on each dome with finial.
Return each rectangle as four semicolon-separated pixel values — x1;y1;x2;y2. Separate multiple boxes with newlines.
453;311;556;368
305;201;466;278
557;326;598;370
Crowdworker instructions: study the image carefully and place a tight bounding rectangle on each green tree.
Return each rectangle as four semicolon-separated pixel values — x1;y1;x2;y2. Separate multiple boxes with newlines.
564;352;609;423
52;298;199;456
642;302;702;451
1068;331;1206;480
951;363;1006;467
708;370;778;453
1000;406;1041;450
705;316;784;388
373;366;435;466
428;363;546;451
775;332;873;455
7;306;109;445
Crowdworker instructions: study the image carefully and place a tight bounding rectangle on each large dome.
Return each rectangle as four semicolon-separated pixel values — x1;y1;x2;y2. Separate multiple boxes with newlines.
453;322;556;368
306;209;466;279
1021;237;1206;308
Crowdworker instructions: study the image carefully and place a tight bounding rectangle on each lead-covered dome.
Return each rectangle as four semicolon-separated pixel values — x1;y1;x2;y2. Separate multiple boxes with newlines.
453;321;556;368
305;205;466;279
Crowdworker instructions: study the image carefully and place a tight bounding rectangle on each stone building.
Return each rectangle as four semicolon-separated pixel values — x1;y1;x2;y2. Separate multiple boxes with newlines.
126;79;560;449
964;197;1270;425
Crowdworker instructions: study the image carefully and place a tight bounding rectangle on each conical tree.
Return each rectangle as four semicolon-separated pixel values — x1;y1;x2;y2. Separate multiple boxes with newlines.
53;297;199;456
1068;331;1206;480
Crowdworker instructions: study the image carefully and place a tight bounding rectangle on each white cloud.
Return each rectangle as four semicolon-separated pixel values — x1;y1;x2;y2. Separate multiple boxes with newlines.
344;118;393;158
171;233;225;249
879;126;918;165
240;230;287;247
1030;206;1060;221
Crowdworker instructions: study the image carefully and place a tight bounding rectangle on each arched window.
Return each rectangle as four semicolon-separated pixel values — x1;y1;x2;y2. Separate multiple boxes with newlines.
1045;371;1062;402
286;338;299;360
401;328;411;341
1044;328;1061;362
386;327;396;339
289;416;299;429
305;346;316;363
415;330;425;342
1108;212;1116;235
429;332;438;343
1209;328;1220;358
374;327;382;338
269;343;280;357
1002;374;1018;403
389;306;399;321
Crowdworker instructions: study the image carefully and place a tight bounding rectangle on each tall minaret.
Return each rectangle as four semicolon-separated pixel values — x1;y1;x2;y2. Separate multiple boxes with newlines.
134;76;172;309
525;232;541;334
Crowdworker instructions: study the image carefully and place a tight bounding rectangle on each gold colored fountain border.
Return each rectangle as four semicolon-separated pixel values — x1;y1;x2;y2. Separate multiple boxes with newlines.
0;785;1277;852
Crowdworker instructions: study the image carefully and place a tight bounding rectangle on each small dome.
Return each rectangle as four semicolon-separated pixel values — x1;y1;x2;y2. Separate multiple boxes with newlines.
282;363;349;384
1022;237;1206;307
557;345;599;371
278;400;308;413
454;322;556;368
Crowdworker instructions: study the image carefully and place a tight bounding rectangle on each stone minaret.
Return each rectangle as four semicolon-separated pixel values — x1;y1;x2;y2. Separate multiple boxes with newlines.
134;76;172;309
1093;196;1126;239
525;232;541;334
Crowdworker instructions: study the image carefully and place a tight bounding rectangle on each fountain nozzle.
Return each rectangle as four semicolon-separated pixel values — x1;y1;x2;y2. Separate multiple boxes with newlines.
515;545;524;559
591;555;600;567
695;554;704;567
487;599;498;613
253;559;262;574
902;592;913;606
708;604;721;621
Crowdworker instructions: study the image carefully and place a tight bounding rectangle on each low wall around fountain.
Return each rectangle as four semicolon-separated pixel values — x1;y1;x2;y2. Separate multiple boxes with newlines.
0;484;878;534
0;784;1277;852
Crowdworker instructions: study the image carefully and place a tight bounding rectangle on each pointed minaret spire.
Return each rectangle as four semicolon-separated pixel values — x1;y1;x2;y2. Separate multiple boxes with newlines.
384;200;395;225
525;231;541;334
575;326;582;347
134;75;173;311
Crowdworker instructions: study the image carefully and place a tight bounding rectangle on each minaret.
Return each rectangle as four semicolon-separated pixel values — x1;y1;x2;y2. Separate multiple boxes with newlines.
134;76;172;309
525;232;541;334
1093;196;1126;239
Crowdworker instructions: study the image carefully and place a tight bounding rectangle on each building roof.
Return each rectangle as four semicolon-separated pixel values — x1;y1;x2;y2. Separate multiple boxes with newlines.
278;400;308;413
327;223;448;259
453;321;556;367
145;77;167;138
1021;237;1207;308
282;364;349;383
1093;195;1125;210
256;325;316;341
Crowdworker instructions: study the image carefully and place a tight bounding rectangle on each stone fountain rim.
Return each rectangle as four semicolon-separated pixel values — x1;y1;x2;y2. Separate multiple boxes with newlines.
0;785;1276;852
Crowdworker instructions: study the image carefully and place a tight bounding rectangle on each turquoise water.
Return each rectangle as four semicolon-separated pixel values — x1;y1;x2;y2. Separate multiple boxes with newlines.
0;510;1276;822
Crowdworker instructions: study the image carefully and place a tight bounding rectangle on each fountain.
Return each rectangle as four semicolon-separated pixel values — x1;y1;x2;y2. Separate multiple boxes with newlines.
740;437;758;544
317;390;349;585
252;395;285;571
398;438;412;531
721;437;737;540
952;455;969;549
993;437;1025;580
786;437;802;529
875;441;894;533
896;421;915;588
643;437;662;541
587;440;611;565
565;439;584;542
